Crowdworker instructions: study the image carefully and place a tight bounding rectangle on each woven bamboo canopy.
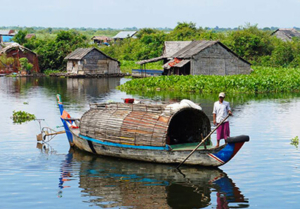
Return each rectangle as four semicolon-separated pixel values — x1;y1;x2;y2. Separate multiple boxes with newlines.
80;102;211;147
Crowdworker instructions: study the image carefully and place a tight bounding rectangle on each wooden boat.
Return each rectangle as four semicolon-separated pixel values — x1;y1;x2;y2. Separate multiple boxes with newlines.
57;94;249;167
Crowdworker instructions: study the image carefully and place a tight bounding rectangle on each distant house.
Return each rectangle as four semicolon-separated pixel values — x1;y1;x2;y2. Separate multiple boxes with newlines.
0;43;40;74
271;28;300;42
137;40;252;76
0;30;17;43
112;31;137;41
64;47;120;75
25;34;36;39
91;36;112;45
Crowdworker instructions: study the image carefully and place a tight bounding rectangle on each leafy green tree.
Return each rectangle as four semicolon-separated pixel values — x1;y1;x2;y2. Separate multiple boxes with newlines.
30;30;91;71
12;29;28;45
167;22;199;41
222;24;274;62
136;28;159;39
19;57;33;73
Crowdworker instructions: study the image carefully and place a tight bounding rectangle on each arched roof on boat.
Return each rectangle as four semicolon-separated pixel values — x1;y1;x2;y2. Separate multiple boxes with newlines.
79;101;211;147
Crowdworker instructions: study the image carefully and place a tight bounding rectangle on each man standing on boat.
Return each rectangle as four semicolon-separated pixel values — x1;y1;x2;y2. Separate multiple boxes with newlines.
213;92;232;148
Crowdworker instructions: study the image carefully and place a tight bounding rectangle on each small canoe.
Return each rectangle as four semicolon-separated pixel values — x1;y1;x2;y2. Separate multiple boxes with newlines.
57;95;249;167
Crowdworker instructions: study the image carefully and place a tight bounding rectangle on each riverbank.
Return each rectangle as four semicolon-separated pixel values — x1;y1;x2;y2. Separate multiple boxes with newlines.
118;66;300;94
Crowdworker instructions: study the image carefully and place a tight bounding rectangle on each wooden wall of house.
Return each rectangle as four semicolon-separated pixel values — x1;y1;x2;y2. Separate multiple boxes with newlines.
66;61;74;72
66;60;83;73
191;43;251;75
82;49;120;74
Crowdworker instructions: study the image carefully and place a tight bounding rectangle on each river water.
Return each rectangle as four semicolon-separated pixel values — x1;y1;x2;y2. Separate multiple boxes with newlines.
1;77;300;209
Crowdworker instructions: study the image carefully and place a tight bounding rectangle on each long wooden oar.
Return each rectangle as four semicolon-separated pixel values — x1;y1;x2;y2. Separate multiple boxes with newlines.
176;114;230;169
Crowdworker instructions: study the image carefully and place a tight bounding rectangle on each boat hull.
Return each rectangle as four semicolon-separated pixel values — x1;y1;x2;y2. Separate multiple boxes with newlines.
69;128;246;167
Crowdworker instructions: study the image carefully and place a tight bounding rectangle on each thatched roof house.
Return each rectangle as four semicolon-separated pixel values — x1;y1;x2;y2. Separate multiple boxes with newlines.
137;40;252;76
64;47;120;75
271;28;300;42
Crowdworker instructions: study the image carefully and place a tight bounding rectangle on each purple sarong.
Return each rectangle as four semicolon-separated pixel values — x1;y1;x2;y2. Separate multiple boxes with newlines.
216;121;230;140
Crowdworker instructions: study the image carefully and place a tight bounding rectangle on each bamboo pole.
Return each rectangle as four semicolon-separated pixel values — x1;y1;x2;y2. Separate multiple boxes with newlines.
176;114;230;169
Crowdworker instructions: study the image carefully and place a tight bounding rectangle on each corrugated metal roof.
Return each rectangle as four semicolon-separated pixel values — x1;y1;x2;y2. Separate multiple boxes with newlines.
136;41;191;65
163;41;192;57
65;48;94;60
163;59;190;69
0;30;17;35
174;59;190;67
136;56;164;65
137;40;251;66
171;40;251;65
171;41;218;58
113;31;137;39
271;28;300;38
64;47;119;62
0;30;10;35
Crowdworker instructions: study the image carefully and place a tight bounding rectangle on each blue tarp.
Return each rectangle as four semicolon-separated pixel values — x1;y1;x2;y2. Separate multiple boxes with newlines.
2;35;14;42
132;69;163;75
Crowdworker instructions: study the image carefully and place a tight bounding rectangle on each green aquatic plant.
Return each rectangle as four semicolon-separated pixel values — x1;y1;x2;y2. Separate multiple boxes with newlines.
118;66;300;94
43;69;62;76
291;136;299;149
12;110;36;124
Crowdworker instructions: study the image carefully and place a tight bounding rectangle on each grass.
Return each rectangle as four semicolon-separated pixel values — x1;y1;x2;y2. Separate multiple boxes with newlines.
43;69;64;76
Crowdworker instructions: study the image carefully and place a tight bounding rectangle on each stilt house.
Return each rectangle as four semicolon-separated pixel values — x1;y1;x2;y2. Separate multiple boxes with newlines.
137;40;252;75
64;48;120;75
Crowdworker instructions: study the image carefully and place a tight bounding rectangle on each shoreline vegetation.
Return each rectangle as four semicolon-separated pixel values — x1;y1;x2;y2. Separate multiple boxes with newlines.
5;23;300;74
118;66;300;94
3;23;300;94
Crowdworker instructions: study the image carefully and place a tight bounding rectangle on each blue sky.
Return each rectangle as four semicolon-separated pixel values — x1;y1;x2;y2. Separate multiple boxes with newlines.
1;0;300;28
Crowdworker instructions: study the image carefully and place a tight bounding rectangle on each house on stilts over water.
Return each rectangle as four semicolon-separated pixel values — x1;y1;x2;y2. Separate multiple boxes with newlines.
64;47;121;77
137;40;252;76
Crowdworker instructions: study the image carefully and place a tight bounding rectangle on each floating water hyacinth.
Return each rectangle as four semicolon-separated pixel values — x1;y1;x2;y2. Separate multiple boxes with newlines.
291;136;299;149
12;110;36;124
118;67;300;94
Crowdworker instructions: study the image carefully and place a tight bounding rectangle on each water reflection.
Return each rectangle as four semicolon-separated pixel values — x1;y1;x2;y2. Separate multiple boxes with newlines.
0;77;127;105
36;144;249;209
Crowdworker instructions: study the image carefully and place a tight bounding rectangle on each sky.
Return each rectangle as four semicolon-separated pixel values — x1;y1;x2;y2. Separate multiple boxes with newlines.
1;0;300;29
